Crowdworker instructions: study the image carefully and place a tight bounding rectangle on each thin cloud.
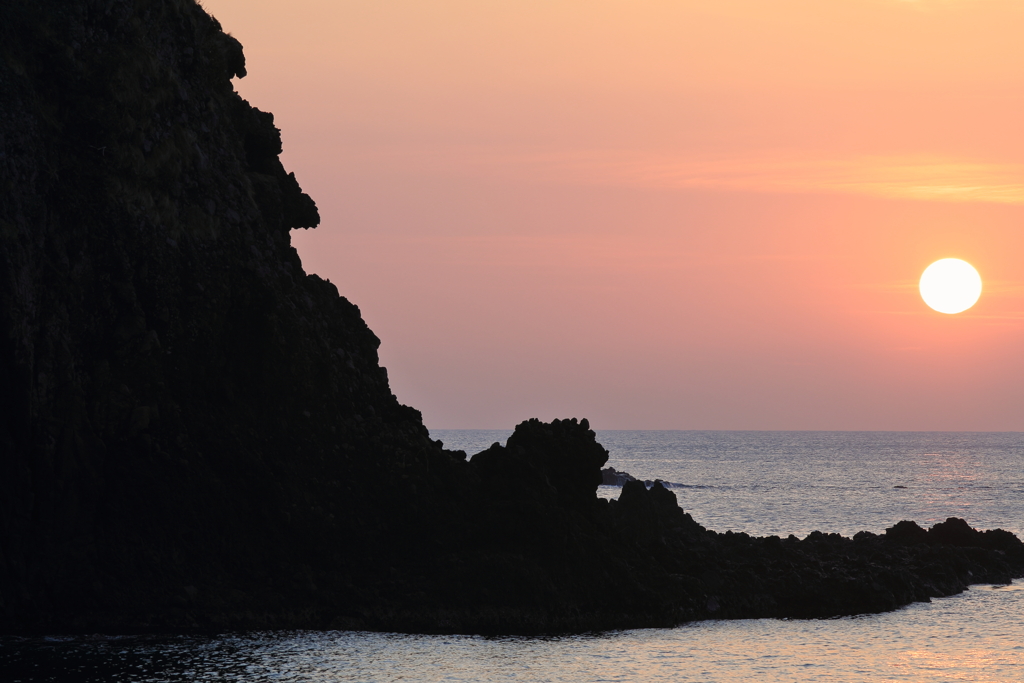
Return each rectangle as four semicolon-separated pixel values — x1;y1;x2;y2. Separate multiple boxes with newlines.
560;153;1024;204
373;146;1024;205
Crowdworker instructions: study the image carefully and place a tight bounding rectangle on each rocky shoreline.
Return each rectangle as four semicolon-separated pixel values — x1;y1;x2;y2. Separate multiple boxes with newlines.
2;0;1022;636
330;420;1024;635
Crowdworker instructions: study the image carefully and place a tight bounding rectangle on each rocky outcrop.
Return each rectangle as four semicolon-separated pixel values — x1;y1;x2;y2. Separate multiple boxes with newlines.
2;0;1022;636
344;424;1024;633
600;467;681;489
601;467;637;486
0;0;448;634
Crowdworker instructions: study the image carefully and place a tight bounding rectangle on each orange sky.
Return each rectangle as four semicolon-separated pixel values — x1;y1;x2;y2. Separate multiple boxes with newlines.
201;0;1024;430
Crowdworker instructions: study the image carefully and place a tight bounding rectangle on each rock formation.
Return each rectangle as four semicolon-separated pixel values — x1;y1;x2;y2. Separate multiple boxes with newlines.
0;0;445;633
2;0;1022;635
601;466;637;486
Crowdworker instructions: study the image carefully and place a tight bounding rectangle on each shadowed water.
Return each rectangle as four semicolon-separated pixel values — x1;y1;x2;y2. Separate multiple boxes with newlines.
3;585;1022;682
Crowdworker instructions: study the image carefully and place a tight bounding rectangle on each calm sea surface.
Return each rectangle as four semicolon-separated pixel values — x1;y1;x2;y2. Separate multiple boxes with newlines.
4;431;1022;682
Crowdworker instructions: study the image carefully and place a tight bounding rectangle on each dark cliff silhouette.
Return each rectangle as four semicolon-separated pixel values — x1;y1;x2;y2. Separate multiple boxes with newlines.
2;0;1022;635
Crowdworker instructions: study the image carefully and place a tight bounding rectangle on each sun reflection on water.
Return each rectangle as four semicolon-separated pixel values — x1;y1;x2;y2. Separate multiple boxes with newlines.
894;648;1024;682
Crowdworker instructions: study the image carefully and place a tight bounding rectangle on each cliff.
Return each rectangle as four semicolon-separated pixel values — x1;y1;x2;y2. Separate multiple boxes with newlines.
0;0;447;631
2;0;1022;635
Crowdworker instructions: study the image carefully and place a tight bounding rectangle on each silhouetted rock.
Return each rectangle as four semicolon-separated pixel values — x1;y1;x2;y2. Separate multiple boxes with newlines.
0;0;445;634
601;467;637;486
2;0;1022;636
600;468;682;489
471;418;608;510
928;517;982;547
886;520;930;544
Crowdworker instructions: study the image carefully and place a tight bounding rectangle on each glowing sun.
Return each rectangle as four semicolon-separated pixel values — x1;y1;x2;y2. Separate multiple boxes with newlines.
919;258;982;314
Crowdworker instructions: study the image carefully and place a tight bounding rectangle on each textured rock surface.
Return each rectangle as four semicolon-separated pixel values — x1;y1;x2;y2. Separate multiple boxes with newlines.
2;0;1023;636
601;467;637;486
0;0;445;633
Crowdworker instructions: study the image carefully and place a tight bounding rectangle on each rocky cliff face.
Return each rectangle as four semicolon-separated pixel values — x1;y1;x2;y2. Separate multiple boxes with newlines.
0;0;449;631
2;0;1022;636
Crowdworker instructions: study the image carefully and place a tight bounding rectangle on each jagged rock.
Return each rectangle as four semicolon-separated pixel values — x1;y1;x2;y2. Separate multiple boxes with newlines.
928;517;985;547
2;0;1022;636
601;467;637;486
886;520;930;544
471;418;608;510
600;467;680;489
0;0;445;634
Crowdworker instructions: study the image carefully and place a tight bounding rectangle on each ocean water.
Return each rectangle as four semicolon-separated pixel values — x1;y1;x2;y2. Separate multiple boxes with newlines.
3;430;1022;682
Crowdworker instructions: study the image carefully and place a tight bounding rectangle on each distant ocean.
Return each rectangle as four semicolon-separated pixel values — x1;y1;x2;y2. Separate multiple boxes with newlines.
4;431;1022;682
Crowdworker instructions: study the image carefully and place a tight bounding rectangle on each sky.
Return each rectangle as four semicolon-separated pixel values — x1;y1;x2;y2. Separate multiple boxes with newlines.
201;0;1024;431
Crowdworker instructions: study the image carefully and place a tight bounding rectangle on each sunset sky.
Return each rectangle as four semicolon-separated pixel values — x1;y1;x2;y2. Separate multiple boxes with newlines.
202;0;1024;431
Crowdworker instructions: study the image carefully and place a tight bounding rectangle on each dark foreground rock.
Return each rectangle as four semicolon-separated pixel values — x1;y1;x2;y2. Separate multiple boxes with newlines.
601;467;637;485
601;467;680;488
370;423;1023;633
2;0;1023;636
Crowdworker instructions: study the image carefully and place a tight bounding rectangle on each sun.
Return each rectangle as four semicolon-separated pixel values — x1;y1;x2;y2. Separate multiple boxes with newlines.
919;258;982;314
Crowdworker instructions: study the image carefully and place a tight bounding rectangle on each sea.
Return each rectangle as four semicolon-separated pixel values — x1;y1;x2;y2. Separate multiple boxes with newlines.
3;430;1022;682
